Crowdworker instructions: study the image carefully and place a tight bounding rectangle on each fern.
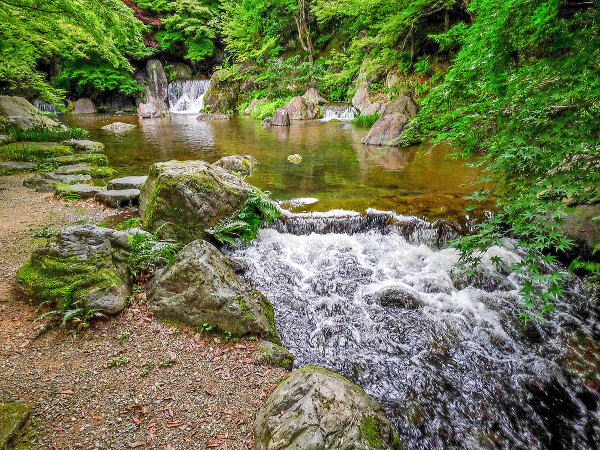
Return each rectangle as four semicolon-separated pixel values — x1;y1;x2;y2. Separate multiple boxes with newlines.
128;230;183;280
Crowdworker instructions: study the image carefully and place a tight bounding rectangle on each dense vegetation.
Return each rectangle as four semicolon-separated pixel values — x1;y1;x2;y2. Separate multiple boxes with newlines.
1;0;598;316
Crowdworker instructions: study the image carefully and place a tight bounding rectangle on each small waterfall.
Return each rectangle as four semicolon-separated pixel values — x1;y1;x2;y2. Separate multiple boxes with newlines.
33;99;59;114
230;213;599;449
320;103;358;121
167;79;211;114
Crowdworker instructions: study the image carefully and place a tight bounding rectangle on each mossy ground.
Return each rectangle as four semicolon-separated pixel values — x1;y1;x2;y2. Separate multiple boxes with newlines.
0;142;73;162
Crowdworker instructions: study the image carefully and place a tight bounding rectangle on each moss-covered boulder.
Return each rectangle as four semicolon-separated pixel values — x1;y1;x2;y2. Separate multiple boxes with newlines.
0;402;33;449
255;341;294;370
148;239;279;341
0;95;61;129
140;160;252;243
212;155;259;178
16;225;134;315
254;366;402;449
203;69;241;113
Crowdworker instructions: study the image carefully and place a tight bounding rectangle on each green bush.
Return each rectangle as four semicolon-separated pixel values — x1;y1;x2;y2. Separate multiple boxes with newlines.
250;98;290;121
352;114;380;128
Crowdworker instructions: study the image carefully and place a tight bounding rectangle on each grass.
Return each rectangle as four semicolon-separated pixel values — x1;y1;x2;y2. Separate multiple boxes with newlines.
0;142;73;162
5;125;87;142
352;114;381;128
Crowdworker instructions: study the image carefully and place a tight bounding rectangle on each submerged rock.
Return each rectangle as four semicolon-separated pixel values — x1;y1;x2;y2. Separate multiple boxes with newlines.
62;139;104;153
254;366;402;449
362;112;409;146
139;160;251;243
107;176;148;190
101;122;137;132
255;341;294;370
212;155;259;177
16;225;133;315
71;98;96;114
148;240;279;340
96;189;140;208
0;95;61;129
0;402;33;448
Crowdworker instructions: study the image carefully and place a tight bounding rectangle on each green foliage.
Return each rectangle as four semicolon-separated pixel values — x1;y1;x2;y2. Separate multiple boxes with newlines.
128;230;183;280
55;60;144;96
54;184;81;201
118;217;144;231
6;125;87;142
107;356;130;367
0;143;73;162
409;0;600;317
90;167;118;179
251;98;290;121
31;226;58;238
207;188;281;245
352;114;380;128
0;0;151;104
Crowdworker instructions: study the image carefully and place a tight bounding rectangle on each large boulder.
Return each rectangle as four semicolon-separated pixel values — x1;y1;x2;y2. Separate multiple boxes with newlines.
254;366;402;449
138;96;168;118
303;87;327;105
212;155;259;177
16;225;134;315
145;59;169;103
382;95;418;118
204;69;240;113
0;96;61;129
362;113;409;146
352;83;385;116
71;98;96;114
139;160;252;243
560;203;600;256
148;240;279;340
276;96;321;121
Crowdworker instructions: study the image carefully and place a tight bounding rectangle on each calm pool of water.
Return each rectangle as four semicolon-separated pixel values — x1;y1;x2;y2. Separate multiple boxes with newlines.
63;114;488;221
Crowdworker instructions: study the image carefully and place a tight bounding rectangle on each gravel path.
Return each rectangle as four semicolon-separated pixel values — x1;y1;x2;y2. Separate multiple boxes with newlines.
0;174;287;449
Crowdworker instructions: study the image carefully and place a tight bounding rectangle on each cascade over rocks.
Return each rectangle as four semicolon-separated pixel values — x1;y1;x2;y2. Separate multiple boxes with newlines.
254;366;402;449
0;96;61;129
140;160;252;243
148;240;279;340
16;225;135;315
71;98;96;114
212;155;259;177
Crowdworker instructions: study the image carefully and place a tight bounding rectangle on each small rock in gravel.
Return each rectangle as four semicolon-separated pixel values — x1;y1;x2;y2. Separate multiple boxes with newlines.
96;189;140;208
255;341;294;370
106;176;147;191
62;139;105;153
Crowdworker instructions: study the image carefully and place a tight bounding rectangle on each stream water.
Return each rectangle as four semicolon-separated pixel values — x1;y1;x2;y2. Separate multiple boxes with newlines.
61;109;599;448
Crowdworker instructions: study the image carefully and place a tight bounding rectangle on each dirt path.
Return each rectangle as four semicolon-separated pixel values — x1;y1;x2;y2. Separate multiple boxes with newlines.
0;174;287;449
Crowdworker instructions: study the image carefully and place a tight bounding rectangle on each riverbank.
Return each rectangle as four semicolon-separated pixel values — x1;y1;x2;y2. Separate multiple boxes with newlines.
0;174;286;448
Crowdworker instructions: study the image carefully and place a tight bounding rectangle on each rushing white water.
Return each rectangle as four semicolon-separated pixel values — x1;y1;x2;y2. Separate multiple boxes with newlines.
230;223;599;449
321;103;358;121
167;80;211;114
33;99;59;114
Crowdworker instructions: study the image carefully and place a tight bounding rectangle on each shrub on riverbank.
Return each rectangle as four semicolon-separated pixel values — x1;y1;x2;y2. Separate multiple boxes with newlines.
352;114;380;128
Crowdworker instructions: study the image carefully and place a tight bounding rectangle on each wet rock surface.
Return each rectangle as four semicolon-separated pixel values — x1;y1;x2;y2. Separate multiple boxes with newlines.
107;176;148;190
212;155;259;177
254;366;402;449
101;122;137;132
96;189;140;208
62;139;104;152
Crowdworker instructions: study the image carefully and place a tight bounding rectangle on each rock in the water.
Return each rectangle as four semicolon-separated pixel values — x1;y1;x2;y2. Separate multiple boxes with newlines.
16;225;132;314
107;176;148;190
263;108;290;127
0;96;61;129
0;402;33;448
255;341;294;369
145;59;169;103
148;240;279;340
303;86;327;105
101;122;137;132
362;113;409;146
287;154;303;164
96;189;140;208
275;96;321;121
62;139;104;152
254;366;402;449
375;286;422;309
212;155;259;177
0;161;36;173
196;112;229;120
140;160;252;243
203;69;240;114
71;98;96;114
383;95;418;118
54;163;94;175
56;184;104;199
24;172;93;192
138;96;168;118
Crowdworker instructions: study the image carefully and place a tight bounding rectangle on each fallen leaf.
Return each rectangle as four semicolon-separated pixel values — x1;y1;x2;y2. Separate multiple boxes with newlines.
128;442;146;448
59;390;74;395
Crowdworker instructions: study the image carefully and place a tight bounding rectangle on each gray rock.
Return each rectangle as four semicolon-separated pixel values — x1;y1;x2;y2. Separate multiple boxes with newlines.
196;112;229;120
352;83;386;116
212;155;259;177
71;98;96;114
56;184;104;199
0;402;33;448
0;96;61;129
382;95;418;118
16;224;132;315
96;189;140;208
140;160;252;243
362;113;409;146
145;59;169;102
138;96;168;119
54;164;94;175
101;122;137;132
0;161;36;173
107;176;148;190
375;287;422;309
560;203;600;253
254;366;402;449
24;172;93;192
173;63;193;80
243;99;264;115
62;139;105;152
276;96;321;121
255;341;294;369
303;86;327;105
264;109;290;127
148;240;279;340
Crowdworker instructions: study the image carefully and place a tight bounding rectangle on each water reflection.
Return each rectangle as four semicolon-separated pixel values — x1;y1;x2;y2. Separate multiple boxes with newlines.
63;114;489;222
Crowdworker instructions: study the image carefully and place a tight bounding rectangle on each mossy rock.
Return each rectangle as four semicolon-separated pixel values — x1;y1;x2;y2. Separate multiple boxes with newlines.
45;153;109;167
0;142;73;162
140;160;252;243
0;402;33;449
256;341;294;370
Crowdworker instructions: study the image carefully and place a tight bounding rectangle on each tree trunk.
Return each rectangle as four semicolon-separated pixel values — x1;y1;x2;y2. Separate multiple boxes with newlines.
295;0;314;64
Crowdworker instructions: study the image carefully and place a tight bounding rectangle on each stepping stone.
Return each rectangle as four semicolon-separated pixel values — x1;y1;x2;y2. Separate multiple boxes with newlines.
96;188;140;208
24;172;92;192
0;402;33;448
107;175;147;190
62;139;104;152
101;122;136;132
54;163;94;175
0;161;36;173
55;184;104;199
46;153;109;166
